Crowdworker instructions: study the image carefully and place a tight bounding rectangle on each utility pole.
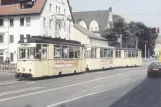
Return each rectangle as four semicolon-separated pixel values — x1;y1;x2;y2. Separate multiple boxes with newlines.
136;39;138;49
120;34;122;48
145;41;148;59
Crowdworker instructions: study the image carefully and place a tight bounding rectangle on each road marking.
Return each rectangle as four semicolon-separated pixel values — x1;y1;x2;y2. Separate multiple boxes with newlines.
0;87;44;97
80;84;106;92
100;96;109;100
0;72;130;102
46;77;145;107
0;81;25;86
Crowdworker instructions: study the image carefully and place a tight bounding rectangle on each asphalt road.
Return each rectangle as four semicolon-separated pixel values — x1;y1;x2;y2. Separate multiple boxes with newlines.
0;60;160;107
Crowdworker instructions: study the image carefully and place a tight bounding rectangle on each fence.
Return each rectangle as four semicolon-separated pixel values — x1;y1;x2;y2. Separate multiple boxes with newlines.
0;64;17;72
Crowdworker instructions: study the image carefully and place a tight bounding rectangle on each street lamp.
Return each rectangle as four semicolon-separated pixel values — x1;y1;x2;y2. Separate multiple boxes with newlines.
145;41;148;59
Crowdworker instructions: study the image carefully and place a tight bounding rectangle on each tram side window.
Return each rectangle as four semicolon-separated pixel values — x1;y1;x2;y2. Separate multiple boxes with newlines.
42;44;47;59
107;49;111;58
69;46;74;58
91;48;96;58
30;47;35;59
54;45;61;58
104;49;108;58
132;51;136;57
111;49;113;57
100;48;104;58
128;51;132;58
124;51;128;58
62;46;69;58
75;47;80;58
119;51;121;58
85;49;91;58
136;51;138;57
35;44;41;59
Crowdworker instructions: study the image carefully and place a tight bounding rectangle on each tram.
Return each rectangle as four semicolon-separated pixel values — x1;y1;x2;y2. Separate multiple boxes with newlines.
15;36;142;79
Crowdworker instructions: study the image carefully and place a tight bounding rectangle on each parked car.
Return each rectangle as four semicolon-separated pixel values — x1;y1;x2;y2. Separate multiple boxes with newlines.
147;61;161;77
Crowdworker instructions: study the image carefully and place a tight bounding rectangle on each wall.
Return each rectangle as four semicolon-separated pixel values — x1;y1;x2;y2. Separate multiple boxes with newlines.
73;27;90;45
40;0;73;40
0;15;41;63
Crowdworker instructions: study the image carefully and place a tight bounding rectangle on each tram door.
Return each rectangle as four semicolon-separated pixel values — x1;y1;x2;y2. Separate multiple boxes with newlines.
41;44;49;76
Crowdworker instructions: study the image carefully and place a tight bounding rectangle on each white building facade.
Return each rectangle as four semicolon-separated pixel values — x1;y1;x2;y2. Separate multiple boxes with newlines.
0;0;73;63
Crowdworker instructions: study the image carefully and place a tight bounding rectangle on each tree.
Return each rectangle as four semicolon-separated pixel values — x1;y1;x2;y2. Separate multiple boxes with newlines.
102;14;133;48
102;15;158;57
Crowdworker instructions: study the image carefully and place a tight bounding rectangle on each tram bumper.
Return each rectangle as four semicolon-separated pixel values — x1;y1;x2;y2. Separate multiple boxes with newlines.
15;72;32;79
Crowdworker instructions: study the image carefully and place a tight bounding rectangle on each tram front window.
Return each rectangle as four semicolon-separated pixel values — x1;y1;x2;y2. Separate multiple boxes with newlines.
19;44;41;59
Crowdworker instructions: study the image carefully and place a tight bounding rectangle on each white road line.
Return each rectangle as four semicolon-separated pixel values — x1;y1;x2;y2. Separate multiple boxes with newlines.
80;84;106;92
0;81;25;86
46;77;145;107
0;87;44;97
100;96;109;100
0;72;130;102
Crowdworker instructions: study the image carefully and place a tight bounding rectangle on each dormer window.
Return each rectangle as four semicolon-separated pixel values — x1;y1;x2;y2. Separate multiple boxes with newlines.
19;0;35;9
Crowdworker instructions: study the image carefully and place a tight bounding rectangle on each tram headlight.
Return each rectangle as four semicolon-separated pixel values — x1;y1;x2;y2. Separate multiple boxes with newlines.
22;67;26;71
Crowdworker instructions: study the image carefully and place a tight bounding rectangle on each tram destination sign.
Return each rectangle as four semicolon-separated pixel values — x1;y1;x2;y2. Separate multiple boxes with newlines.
55;60;78;68
101;59;113;65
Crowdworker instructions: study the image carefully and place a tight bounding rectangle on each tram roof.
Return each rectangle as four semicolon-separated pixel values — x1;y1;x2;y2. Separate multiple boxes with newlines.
18;36;82;46
116;48;141;51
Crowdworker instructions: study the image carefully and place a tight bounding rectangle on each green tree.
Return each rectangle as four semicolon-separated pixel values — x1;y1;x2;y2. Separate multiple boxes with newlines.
102;15;158;57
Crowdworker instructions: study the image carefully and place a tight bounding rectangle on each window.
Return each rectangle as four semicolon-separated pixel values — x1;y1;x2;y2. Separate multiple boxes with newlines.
116;51;121;58
0;52;3;62
9;35;14;43
69;46;74;58
56;6;58;13
91;27;93;31
128;51;132;57
59;7;61;13
54;45;61;58
64;9;66;15
62;46;68;58
30;47;35;59
35;44;41;59
26;17;31;26
10;18;14;26
100;48;104;58
44;18;46;26
49;4;52;12
136;51;138;57
0;35;4;43
20;18;24;26
104;49;108;58
95;27;97;31
0;19;4;26
10;53;14;62
85;49;91;58
26;34;30;39
132;51;136;57
42;44;47;59
111;49;113;57
91;48;96;58
107;49;111;57
75;47;80;58
124;51;128;58
50;20;52;28
20;34;24;40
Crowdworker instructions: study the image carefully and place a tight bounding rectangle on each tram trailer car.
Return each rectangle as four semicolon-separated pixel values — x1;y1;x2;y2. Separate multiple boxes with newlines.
15;36;142;79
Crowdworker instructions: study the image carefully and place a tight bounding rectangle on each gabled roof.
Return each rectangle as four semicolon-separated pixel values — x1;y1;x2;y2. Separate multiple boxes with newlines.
74;24;107;41
0;0;47;16
73;10;110;32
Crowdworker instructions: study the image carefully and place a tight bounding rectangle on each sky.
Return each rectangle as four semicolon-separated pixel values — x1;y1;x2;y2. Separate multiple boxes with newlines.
69;0;161;29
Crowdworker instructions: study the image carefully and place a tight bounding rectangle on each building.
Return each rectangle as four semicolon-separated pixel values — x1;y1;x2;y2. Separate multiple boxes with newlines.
73;7;113;35
0;0;74;63
154;36;161;58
